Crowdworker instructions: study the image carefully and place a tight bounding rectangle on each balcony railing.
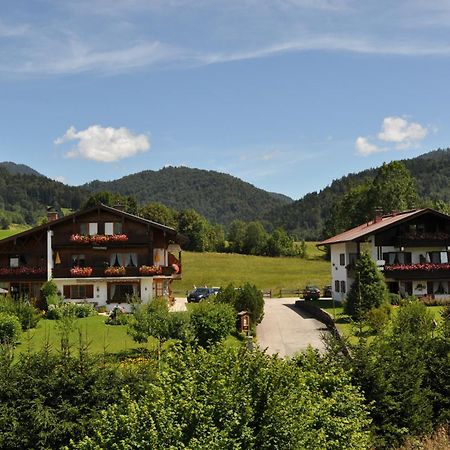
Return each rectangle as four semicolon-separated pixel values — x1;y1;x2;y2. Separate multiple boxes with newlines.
52;265;181;279
395;232;450;247
52;233;152;247
0;266;47;280
383;263;450;280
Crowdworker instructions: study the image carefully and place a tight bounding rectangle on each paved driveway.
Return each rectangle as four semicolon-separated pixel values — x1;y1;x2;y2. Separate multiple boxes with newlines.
257;297;328;357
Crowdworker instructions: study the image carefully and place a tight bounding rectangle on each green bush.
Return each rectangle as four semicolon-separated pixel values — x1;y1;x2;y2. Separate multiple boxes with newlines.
388;293;401;306
46;302;97;320
189;302;236;347
0;312;22;344
0;296;40;330
217;283;264;325
105;306;128;325
365;304;392;333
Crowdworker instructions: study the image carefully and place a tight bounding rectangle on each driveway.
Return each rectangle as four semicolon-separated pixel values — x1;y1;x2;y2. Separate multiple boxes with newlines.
257;297;328;357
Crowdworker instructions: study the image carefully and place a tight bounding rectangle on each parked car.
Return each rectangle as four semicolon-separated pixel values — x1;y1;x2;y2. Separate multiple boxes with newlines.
323;285;332;297
303;285;321;301
187;287;214;303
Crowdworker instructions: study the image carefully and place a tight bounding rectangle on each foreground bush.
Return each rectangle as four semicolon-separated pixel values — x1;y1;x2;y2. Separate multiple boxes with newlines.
0;296;40;330
70;346;371;450
189;302;236;347
0;312;21;344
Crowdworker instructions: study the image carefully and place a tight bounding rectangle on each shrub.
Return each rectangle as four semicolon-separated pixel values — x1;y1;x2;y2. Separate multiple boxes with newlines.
105;306;128;325
365;304;392;333
189;302;236;347
0;312;22;344
46;302;97;320
0;296;41;330
217;283;264;325
388;293;401;306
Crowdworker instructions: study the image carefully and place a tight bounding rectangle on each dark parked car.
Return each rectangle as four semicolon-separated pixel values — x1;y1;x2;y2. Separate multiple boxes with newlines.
323;285;332;297
187;287;214;303
303;285;321;301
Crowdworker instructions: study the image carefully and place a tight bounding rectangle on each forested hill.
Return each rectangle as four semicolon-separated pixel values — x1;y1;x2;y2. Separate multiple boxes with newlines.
267;148;450;240
0;161;42;176
83;166;293;226
0;167;87;224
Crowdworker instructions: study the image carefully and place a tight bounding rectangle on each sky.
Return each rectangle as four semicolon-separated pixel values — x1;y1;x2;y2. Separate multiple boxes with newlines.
1;0;450;200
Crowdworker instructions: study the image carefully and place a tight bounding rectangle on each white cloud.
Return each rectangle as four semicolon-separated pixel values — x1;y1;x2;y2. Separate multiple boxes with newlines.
55;125;150;162
355;136;384;156
378;116;428;149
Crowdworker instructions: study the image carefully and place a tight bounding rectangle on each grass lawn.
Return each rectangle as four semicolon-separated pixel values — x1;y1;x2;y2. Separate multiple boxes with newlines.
16;315;149;355
174;247;329;295
0;224;30;240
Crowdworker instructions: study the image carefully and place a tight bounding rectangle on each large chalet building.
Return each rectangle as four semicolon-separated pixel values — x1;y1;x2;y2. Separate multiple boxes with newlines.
318;208;450;302
0;204;183;309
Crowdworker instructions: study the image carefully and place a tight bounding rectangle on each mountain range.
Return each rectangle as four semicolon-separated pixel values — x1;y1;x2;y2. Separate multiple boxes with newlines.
1;148;450;239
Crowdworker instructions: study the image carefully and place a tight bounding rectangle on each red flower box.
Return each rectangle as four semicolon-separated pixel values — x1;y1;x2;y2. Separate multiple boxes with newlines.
70;266;93;277
104;266;126;276
139;265;162;276
70;234;128;244
384;263;450;272
0;266;46;276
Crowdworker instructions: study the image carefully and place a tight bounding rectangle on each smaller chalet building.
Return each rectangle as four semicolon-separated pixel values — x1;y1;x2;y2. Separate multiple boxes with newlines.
0;204;183;309
318;209;450;302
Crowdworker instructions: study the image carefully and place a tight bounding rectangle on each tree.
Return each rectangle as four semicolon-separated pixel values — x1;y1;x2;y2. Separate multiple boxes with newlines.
227;220;246;253
138;202;177;228
344;251;388;319
242;222;268;255
368;161;418;215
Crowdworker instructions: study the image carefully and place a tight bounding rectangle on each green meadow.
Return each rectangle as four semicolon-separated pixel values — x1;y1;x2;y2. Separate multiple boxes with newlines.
175;246;330;295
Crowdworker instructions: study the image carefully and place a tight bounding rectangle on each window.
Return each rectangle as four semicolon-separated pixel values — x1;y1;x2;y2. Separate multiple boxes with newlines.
105;222;123;235
88;222;98;236
105;222;114;235
340;280;346;293
339;253;345;266
9;257;19;268
63;284;94;299
427;252;450;264
110;253;137;267
109;283;138;302
383;252;412;264
335;280;340;292
71;254;86;267
348;253;358;266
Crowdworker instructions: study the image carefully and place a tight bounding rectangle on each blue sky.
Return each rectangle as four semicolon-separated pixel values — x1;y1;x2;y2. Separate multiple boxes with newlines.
1;0;450;200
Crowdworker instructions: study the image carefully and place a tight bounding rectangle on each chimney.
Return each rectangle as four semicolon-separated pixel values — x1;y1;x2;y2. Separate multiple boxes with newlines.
46;207;59;222
374;207;383;223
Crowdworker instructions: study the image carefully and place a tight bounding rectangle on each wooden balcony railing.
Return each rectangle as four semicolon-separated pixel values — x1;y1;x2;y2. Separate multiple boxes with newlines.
52;265;181;279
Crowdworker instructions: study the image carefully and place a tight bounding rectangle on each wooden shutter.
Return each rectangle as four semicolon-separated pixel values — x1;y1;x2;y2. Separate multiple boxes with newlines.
85;284;94;299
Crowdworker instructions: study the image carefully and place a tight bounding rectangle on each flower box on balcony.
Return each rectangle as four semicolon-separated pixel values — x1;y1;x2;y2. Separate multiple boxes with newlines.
104;266;126;276
384;263;450;272
70;234;91;244
70;266;93;277
0;266;46;276
139;265;162;276
70;234;129;244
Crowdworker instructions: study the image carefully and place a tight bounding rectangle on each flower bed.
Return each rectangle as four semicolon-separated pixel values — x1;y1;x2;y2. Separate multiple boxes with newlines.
105;266;126;276
139;265;162;276
0;266;46;276
384;263;450;272
70;266;93;277
70;234;128;244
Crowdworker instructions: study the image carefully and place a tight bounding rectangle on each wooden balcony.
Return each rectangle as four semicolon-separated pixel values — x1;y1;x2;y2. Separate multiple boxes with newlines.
383;263;450;280
0;267;47;281
394;232;450;248
52;234;152;248
52;265;181;279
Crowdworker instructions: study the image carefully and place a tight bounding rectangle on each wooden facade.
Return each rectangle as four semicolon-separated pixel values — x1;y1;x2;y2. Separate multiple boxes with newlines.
0;204;183;309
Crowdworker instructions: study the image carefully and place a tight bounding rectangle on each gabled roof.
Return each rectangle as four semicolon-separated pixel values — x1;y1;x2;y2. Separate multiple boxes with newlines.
0;203;182;245
318;208;450;246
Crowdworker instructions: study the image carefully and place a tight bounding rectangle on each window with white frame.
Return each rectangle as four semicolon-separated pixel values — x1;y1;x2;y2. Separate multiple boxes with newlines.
88;222;98;236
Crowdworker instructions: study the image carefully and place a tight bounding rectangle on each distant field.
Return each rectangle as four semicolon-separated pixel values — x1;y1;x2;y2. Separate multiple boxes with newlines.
0;224;30;240
174;247;330;295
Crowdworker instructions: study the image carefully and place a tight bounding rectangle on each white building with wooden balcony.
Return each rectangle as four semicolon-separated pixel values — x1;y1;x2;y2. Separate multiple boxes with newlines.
318;209;450;302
